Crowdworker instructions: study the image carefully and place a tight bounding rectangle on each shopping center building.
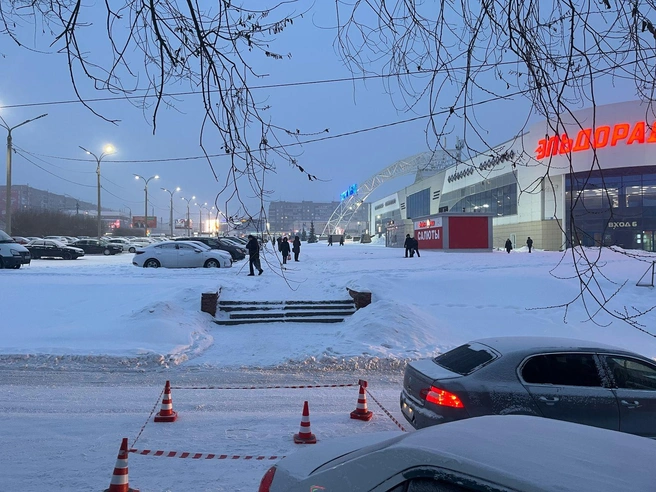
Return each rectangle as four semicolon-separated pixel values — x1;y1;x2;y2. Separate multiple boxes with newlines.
370;100;656;251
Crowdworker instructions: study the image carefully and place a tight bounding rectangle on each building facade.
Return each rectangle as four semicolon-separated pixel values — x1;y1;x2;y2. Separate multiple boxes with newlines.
370;100;656;251
268;200;369;236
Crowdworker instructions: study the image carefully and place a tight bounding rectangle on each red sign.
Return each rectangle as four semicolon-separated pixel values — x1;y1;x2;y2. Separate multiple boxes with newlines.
132;216;157;229
416;227;443;249
417;219;436;228
535;121;656;160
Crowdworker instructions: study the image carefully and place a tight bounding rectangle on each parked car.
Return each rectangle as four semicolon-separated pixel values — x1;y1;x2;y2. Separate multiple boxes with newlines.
106;237;144;253
259;415;656;492
132;240;232;268
26;239;85;260
0;230;31;268
70;239;122;255
173;236;246;261
400;336;656;438
11;236;30;245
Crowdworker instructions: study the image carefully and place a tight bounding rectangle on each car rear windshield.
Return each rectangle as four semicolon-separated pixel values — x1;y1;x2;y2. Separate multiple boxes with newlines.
433;343;498;375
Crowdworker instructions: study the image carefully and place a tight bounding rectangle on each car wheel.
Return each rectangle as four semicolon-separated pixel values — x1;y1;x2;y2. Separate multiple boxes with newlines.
12;264;20;269
144;259;160;268
63;252;72;260
204;259;220;268
129;247;136;253
103;249;111;255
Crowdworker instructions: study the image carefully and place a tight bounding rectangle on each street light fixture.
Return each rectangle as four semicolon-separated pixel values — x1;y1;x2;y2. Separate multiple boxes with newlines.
0;113;48;235
162;187;180;237
181;196;195;237
80;144;115;239
134;174;159;234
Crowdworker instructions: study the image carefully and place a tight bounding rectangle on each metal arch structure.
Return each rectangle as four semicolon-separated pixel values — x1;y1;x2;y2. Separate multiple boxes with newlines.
322;150;457;236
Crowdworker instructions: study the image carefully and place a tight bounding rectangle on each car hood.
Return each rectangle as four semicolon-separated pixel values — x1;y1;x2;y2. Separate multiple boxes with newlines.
274;431;403;480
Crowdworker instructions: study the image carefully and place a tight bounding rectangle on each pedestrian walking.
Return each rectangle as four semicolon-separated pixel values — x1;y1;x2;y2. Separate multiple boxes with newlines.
271;237;275;248
339;235;345;246
505;238;513;254
526;236;533;253
328;235;333;246
404;234;414;258
280;236;291;264
412;236;420;257
246;234;264;276
292;235;301;261
277;236;282;252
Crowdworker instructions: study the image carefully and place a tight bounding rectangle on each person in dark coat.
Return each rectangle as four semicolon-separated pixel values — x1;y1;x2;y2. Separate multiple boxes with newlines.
339;235;344;246
404;234;414;258
292;235;301;261
505;238;513;254
328;235;333;246
246;234;264;275
271;237;275;248
412;236;420;257
276;236;282;252
280;236;291;264
526;236;533;253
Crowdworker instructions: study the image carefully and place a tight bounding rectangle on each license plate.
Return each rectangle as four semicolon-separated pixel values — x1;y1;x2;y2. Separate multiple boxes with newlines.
401;401;414;420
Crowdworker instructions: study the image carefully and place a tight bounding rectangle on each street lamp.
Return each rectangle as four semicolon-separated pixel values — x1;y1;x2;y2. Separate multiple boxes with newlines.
134;174;159;234
162;187;180;237
80;144;115;239
0;113;48;235
181;196;195;237
195;202;208;234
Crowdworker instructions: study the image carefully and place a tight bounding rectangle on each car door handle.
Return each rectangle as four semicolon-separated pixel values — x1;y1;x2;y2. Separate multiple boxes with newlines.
538;396;560;405
620;399;642;409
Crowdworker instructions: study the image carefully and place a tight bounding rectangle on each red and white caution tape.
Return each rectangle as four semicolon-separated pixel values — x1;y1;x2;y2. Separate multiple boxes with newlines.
365;388;407;432
171;383;358;390
130;449;284;460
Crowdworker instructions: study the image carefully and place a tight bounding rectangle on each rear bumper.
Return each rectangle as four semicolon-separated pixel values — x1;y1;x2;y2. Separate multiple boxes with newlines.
400;389;469;429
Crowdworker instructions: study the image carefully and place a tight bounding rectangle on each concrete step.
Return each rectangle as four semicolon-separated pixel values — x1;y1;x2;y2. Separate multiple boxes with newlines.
213;299;357;325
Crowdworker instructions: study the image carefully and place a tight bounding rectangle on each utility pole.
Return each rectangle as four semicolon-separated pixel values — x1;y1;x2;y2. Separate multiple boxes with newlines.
134;174;159;236
0;113;47;235
162;187;180;237
80;144;115;239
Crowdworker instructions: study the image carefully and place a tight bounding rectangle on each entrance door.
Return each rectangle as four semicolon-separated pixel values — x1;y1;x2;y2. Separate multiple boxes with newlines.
642;231;655;252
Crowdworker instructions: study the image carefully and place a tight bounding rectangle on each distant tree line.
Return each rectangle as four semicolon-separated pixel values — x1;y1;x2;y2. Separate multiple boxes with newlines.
12;210;99;237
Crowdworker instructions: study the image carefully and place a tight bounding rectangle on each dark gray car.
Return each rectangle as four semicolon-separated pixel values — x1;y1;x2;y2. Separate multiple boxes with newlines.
400;336;656;438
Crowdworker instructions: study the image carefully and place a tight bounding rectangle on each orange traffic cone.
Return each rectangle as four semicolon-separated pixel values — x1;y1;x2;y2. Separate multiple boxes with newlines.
350;380;373;421
104;438;139;492
293;400;317;444
154;380;178;422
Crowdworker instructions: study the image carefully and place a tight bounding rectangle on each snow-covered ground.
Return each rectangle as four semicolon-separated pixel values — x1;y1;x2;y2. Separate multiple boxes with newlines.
2;239;656;491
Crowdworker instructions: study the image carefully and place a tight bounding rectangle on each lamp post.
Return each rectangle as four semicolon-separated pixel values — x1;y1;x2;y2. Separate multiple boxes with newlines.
0;113;48;235
162;187;180;237
80;144;115;239
123;204;132;227
195;202;208;234
181;196;195;237
134;174;159;234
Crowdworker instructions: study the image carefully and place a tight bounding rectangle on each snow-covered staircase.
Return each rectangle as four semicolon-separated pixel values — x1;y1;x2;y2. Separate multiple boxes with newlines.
213;299;357;325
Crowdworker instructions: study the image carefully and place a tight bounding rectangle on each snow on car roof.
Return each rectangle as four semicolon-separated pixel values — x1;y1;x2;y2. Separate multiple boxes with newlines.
471;336;626;354
389;415;656;492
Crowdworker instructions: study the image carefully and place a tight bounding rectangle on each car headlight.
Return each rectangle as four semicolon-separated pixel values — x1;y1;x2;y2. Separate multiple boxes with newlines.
10;249;22;256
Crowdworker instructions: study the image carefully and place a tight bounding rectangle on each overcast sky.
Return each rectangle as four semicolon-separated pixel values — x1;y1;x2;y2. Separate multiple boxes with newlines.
0;2;637;221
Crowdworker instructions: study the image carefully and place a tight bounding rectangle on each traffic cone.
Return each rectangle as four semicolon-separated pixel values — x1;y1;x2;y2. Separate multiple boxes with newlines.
104;438;139;492
293;400;317;444
350;380;373;421
154;380;178;422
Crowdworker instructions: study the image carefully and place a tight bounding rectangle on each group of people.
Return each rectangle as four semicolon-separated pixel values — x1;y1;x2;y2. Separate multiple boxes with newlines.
404;234;421;258
247;234;303;276
504;237;534;254
327;235;345;246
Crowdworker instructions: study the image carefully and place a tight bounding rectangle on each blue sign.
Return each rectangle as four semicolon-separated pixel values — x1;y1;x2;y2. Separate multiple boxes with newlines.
340;183;357;201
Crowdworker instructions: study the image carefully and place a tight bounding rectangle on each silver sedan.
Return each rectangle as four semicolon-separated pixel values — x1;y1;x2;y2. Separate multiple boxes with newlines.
132;240;232;268
400;336;656;437
259;415;656;492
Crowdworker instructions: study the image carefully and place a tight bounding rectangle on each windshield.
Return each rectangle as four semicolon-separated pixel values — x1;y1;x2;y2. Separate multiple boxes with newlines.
0;230;15;243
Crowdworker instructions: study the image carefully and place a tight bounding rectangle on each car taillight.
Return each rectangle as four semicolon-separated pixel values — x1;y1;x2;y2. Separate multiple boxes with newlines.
135;250;144;255
258;466;276;492
421;386;464;408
